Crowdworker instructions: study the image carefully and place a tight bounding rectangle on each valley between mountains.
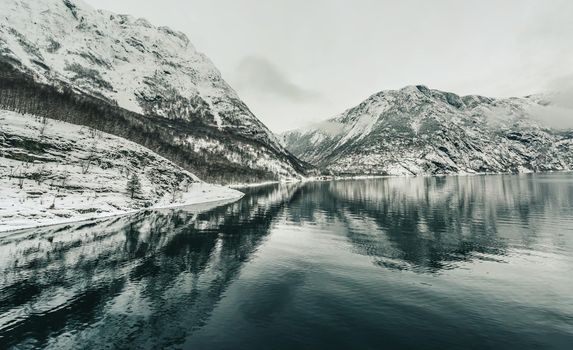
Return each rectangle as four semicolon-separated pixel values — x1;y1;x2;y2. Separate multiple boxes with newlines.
1;0;572;232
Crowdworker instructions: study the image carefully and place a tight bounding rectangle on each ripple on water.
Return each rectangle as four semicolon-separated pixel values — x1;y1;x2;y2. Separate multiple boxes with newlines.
1;174;573;349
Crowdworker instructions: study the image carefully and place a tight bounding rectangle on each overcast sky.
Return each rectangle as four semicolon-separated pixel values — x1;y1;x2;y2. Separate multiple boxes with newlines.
85;0;573;132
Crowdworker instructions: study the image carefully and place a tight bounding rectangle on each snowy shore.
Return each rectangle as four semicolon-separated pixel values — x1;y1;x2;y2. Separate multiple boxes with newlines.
0;192;243;235
0;111;244;233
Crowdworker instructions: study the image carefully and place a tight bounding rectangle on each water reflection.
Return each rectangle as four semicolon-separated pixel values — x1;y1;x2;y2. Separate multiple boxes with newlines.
0;184;300;349
1;174;572;349
283;174;573;272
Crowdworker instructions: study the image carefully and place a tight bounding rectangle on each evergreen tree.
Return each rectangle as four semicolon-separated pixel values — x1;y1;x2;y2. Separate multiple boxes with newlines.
126;174;142;199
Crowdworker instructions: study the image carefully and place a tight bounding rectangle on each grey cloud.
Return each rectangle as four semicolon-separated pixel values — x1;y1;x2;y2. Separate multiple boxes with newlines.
314;120;345;137
85;0;573;132
529;105;573;129
234;55;320;102
545;75;573;109
527;75;573;129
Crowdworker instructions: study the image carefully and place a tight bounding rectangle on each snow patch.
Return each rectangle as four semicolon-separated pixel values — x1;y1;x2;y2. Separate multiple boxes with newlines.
0;110;244;232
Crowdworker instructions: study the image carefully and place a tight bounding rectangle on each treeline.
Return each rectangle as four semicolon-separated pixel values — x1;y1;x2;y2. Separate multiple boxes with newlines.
0;61;290;184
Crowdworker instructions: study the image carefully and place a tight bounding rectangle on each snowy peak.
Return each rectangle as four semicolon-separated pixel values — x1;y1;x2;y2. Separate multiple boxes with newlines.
0;0;306;183
1;0;221;118
0;0;284;143
348;85;494;115
282;86;573;176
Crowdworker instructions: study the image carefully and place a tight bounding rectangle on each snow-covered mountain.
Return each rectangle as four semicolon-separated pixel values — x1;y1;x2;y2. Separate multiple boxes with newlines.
0;0;306;184
0;110;243;232
282;85;573;176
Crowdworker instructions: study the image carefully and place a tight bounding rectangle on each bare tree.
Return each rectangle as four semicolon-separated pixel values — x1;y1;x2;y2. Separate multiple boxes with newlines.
170;182;180;203
60;170;70;188
88;127;103;140
31;165;46;185
14;164;26;189
48;171;70;209
48;194;57;209
181;178;191;192
81;143;97;174
39;116;48;136
9;166;19;179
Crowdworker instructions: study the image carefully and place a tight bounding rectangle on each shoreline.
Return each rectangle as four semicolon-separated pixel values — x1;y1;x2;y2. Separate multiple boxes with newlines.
229;169;573;189
3;170;569;235
304;169;573;182
0;111;247;235
0;190;244;235
228;178;304;189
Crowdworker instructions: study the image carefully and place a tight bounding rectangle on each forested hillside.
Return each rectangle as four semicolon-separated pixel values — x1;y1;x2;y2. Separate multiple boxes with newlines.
0;62;302;183
0;110;243;232
0;0;307;184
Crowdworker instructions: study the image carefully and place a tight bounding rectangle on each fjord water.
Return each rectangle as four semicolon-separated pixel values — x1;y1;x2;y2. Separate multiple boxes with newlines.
1;175;572;349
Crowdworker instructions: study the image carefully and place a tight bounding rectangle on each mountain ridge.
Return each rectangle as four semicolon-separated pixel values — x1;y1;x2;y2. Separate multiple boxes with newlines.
0;0;307;184
281;85;573;176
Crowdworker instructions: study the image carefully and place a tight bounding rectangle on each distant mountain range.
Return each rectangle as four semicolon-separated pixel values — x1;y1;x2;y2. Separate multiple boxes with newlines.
0;0;306;184
281;85;573;176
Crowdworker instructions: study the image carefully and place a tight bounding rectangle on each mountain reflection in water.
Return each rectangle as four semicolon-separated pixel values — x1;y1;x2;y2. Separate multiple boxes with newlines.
1;174;572;349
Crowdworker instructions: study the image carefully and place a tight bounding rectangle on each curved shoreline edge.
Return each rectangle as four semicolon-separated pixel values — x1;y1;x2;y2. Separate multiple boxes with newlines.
0;191;244;235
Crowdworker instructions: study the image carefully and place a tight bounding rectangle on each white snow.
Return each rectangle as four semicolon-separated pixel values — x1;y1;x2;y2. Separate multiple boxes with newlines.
0;110;244;233
282;85;572;175
0;0;264;133
0;0;302;182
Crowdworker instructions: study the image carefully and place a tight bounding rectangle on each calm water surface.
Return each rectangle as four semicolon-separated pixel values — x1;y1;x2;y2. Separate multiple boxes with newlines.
1;174;572;349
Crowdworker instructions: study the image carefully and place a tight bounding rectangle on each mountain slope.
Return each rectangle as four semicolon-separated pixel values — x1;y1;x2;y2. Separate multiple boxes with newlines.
282;85;573;176
0;109;243;232
0;0;306;184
